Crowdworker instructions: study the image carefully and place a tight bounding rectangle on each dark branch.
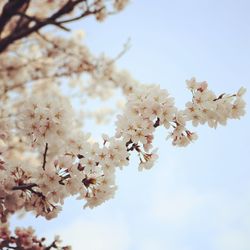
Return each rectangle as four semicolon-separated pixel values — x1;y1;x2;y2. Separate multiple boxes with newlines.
12;182;46;199
0;0;30;35
45;240;58;250
12;183;38;191
15;12;71;31
42;142;48;171
0;0;103;53
154;117;160;128
59;7;104;24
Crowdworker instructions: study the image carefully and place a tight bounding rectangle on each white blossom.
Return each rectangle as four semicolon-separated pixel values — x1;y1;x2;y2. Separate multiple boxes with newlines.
0;1;246;246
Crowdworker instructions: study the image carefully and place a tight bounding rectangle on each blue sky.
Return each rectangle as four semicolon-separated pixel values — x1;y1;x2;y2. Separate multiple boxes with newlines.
11;1;250;249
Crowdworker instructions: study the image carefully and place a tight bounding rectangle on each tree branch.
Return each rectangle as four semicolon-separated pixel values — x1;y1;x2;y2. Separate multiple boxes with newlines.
58;7;103;24
12;182;46;199
0;0;30;35
12;183;38;191
42;142;48;171
0;0;94;53
15;12;71;32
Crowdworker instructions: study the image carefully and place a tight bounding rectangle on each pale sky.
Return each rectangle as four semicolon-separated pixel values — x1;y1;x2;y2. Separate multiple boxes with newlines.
11;1;250;250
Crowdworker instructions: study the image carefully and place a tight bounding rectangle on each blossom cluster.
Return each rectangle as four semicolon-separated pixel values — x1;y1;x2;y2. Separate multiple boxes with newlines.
0;0;246;247
19;91;73;149
184;78;246;127
0;77;246;224
0;223;70;250
115;84;176;169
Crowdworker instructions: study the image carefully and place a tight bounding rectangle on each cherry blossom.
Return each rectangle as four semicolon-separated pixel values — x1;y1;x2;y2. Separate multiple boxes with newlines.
0;0;246;249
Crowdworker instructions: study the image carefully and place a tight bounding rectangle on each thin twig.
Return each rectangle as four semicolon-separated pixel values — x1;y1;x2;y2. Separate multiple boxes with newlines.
111;37;131;63
12;183;38;191
42;142;48;171
15;12;71;31
12;182;46;199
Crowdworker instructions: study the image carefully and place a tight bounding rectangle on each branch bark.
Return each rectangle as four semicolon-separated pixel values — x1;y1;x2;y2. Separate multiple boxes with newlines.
42;142;48;171
0;0;102;53
0;0;30;35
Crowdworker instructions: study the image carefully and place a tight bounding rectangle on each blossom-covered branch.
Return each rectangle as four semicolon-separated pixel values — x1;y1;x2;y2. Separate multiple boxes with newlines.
0;223;71;250
0;0;246;249
0;77;246;222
